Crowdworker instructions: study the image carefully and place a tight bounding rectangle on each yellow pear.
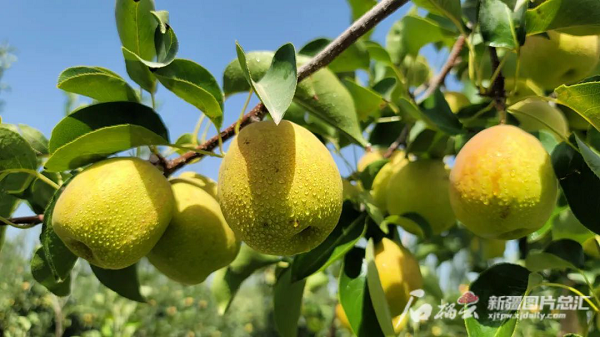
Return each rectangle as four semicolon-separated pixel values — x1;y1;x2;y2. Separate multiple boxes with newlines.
519;31;600;90
509;99;569;139
218;120;343;255
470;237;506;260
449;125;558;239
148;177;240;285
375;238;422;332
387;159;455;235
444;91;470;113
357;148;386;172
335;303;352;330
52;157;174;270
371;153;407;213
176;171;218;199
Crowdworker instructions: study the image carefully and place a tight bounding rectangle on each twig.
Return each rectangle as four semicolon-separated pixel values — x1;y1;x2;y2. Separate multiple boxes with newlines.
163;0;410;177
384;124;411;158
1;214;44;227
416;35;466;104
488;47;507;124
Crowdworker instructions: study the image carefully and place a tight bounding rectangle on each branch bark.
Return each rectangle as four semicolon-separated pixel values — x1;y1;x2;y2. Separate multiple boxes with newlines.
488;47;507;123
417;35;466;104
2;214;44;227
163;0;410;177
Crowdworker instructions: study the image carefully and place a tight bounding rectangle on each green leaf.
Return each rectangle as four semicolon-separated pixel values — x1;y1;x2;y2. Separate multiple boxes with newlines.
91;264;145;302
273;267;306;337
0;127;37;171
236;42;297;124
544;239;585;269
359;160;389;190
291;204;366;282
148;11;178;68
17;124;49;156
45;125;168;172
412;0;464;32
223;52;367;146
338;248;385;336
469;263;530;327
31;248;72;296
57;66;139;103
115;0;157;61
478;0;524;50
525;252;577;272
299;38;370;73
386;13;456;63
525;0;600;36
153;59;224;129
365;239;396;336
346;0;377;35
32;175;78;296
122;47;156;93
465;317;518;337
24;171;62;214
48;101;169;153
211;244;280;314
552;142;600;234
575;134;600;179
555;81;600;132
344;79;385;121
420;89;463;135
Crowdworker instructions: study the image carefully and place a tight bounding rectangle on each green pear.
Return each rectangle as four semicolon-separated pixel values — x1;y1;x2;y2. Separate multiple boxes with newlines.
52;157;174;270
387;159;455;235
148;176;239;284
561;106;590;130
218;120;343;255
509;99;569;139
175;171;218;199
519;31;600;90
444;91;470;113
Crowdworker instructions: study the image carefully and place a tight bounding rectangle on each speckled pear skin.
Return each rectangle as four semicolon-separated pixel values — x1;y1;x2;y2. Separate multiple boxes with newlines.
148;178;240;284
218;120;343;256
449;125;558;240
52;157;175;270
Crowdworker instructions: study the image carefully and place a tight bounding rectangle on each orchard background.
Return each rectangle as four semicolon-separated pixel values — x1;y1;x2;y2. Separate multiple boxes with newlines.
2;0;600;336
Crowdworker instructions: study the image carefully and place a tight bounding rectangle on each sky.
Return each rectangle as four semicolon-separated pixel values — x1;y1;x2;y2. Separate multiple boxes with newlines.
0;1;453;242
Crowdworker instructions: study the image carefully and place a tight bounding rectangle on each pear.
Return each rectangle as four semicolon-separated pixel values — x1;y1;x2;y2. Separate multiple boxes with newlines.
509;99;569;139
519;31;600;90
444;91;470;113
449;125;558;239
218;120;343;255
52;157;174;270
148;176;239;285
387;159;455;235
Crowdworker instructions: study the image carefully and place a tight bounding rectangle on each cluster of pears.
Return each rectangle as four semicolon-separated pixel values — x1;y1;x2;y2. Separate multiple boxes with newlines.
52;157;239;284
363;124;559;241
336;238;423;333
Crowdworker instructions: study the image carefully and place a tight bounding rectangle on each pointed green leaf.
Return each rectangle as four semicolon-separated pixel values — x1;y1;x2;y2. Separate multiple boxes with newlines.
291;204;366;282
365;239;396;336
46;125;168;172
211;244;280;314
48;101;169;153
299;38;370;73
122;47;156;93
386;13;457;63
17;124;49;156
91;263;145;302
344;79;385;121
236;42;297;124
115;0;157;61
479;0;523;50
0;127;37;171
153;59;224;128
273;267;306;337
555;81;600;132
31;248;72;296
552;142;600;235
465;317;517;337
57;66;139;103
412;0;464;32
575;134;600;179
526;0;600;35
339;248;385;336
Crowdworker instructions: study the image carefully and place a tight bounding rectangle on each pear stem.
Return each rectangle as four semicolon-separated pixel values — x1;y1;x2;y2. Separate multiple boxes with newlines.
0;214;44;228
161;0;410;177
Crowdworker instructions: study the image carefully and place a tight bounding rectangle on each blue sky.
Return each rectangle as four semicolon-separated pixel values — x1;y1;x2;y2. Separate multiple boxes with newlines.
1;1;452;239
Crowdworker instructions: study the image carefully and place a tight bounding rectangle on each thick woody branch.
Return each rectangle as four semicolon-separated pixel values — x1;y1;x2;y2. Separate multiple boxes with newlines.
488;47;507;123
163;0;410;177
417;35;466;104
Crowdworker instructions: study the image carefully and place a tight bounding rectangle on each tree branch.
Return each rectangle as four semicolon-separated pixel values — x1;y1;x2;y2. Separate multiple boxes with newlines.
163;0;410;177
384;124;411;158
1;214;44;227
416;35;466;104
488;47;507;124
